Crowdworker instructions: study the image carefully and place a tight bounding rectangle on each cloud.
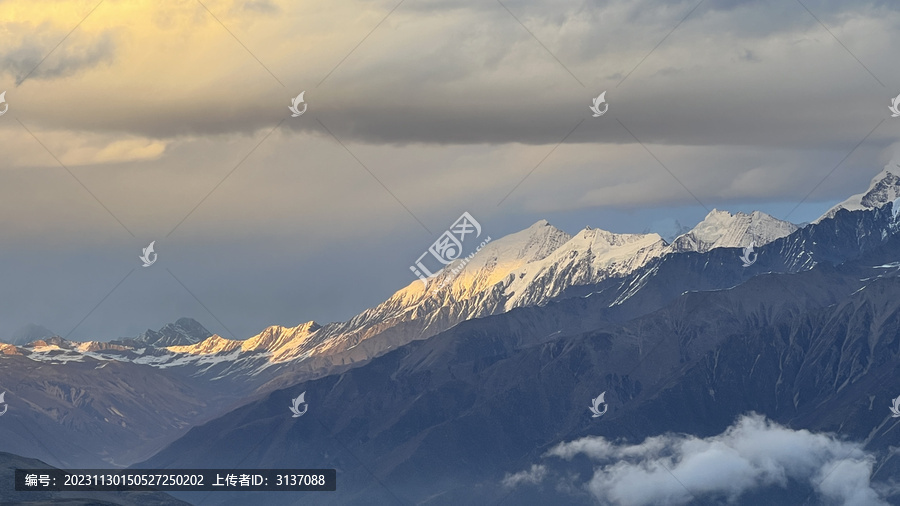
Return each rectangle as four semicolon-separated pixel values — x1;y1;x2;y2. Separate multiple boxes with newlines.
240;0;280;14
507;413;896;506
274;0;898;149
1;0;895;215
58;137;167;166
502;464;547;488
1;0;896;149
6;129;168;167
0;25;115;85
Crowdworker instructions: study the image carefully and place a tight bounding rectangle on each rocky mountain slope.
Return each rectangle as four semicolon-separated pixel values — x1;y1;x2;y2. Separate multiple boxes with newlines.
138;228;900;506
0;320;258;468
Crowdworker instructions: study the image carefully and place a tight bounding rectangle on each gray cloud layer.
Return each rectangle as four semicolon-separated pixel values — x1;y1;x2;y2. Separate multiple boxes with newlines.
5;0;899;147
1;27;115;85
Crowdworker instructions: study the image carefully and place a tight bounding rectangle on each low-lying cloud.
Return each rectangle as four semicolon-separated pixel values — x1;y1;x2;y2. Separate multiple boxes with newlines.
504;413;896;505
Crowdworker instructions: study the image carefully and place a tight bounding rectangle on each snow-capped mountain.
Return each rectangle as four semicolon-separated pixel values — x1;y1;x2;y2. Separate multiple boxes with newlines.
669;209;797;253
144;209;794;370
8;168;900;471
295;220;666;361
817;163;900;222
20;160;889;395
244;208;795;364
10;208;801;385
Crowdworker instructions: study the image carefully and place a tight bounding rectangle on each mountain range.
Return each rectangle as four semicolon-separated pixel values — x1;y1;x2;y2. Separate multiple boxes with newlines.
4;165;900;504
3;206;801;386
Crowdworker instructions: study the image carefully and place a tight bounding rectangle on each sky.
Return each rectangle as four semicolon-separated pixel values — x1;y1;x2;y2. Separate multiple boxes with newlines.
1;0;899;341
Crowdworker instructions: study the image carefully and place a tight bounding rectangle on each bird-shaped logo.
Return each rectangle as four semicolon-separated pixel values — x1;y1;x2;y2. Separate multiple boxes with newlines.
289;91;307;117
589;391;608;418
139;241;157;267
589;92;608;117
0;91;7;117
0;391;8;416
289;391;308;417
890;93;900;118
890;395;900;418
740;241;757;267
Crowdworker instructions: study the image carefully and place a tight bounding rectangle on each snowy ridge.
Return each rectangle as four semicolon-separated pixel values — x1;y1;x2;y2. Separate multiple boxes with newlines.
500;227;668;308
215;208;794;365
166;322;322;356
167;335;241;355
817;163;900;223
295;222;668;360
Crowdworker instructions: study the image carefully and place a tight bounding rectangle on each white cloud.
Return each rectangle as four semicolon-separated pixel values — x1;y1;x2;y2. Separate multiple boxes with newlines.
508;413;895;505
502;464;547;488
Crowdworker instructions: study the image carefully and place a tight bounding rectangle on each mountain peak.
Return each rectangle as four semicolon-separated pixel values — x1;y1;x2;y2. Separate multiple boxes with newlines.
116;318;213;348
817;164;900;222
295;321;321;332
671;209;797;253
574;226;664;248
437;219;572;275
